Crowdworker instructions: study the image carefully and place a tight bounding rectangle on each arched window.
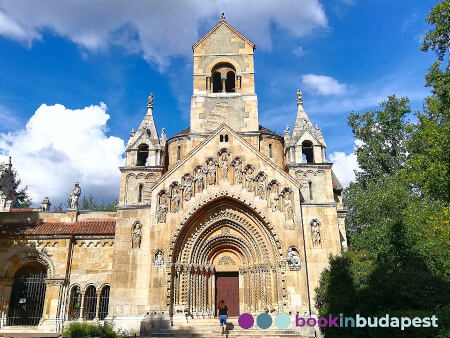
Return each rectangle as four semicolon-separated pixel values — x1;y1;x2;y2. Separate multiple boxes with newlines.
177;146;181;161
68;285;82;320
269;144;273;158
7;262;47;326
212;72;222;93
84;285;97;320
309;181;313;201
99;286;110;320
302;141;314;163
137;144;149;166
226;71;235;92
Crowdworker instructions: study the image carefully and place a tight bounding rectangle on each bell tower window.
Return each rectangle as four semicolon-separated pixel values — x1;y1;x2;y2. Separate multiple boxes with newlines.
137;144;149;166
302;141;314;163
212;72;222;93
226;71;235;92
211;63;236;93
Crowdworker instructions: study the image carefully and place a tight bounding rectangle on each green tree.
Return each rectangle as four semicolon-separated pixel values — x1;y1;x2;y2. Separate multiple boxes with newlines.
80;194;117;211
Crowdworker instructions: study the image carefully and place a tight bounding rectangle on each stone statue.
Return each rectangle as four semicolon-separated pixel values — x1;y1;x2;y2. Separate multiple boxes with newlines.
155;250;164;267
207;159;216;185
184;177;193;201
158;196;168;223
132;222;142;249
69;182;81;210
39;197;51;211
245;167;254;192
220;156;228;180
296;89;303;106
171;188;180;212
258;180;265;199
284;194;294;221
148;92;154;108
221;12;225;20
270;186;279;211
195;167;204;192
311;220;321;247
287;248;301;268
284;125;290;135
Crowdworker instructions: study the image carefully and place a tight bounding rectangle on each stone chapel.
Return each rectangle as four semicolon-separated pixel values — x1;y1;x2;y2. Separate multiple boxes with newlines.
0;17;347;336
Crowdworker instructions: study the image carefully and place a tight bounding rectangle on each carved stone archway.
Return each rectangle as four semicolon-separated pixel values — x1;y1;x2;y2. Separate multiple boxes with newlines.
167;194;287;317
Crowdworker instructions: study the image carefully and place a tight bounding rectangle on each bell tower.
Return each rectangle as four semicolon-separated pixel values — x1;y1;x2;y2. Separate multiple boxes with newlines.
190;14;259;133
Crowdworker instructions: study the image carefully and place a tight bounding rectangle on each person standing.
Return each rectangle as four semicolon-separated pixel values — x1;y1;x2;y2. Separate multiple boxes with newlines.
217;300;228;334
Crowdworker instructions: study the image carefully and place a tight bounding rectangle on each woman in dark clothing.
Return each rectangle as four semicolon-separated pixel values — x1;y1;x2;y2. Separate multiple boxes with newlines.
217;300;228;334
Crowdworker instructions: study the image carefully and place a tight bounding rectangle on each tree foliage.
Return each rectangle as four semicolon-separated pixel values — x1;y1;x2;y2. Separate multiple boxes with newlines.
315;3;450;336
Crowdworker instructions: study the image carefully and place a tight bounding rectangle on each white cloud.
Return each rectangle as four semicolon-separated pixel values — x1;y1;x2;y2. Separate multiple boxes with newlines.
292;46;305;57
0;0;327;69
0;103;125;207
329;141;360;187
302;74;347;95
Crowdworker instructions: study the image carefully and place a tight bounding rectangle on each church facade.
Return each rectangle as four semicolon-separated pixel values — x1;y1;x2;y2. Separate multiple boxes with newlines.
0;17;346;335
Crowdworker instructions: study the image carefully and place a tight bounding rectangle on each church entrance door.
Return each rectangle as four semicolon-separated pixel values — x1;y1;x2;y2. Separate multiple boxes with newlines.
216;272;239;317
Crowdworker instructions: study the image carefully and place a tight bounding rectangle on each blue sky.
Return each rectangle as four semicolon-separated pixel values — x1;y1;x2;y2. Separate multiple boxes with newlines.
0;0;439;207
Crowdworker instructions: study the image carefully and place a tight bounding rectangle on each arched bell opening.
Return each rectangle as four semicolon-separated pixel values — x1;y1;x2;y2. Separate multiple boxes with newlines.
168;196;286;317
211;63;236;93
7;262;47;326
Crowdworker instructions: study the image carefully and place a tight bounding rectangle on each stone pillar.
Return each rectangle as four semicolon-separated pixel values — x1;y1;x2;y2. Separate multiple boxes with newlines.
0;279;13;328
79;291;86;320
94;290;102;320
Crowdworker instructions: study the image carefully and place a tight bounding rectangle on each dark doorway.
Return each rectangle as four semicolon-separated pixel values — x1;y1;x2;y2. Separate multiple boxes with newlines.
7;262;47;326
216;272;239;317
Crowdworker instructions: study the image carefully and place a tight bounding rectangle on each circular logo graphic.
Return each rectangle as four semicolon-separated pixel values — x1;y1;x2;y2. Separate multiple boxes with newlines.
274;313;291;329
257;312;272;329
238;313;254;329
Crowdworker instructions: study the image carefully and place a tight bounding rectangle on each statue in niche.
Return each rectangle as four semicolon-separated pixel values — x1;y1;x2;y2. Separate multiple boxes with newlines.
220;155;228;180
69;182;81;210
132;222;142;249
235;168;243;184
195;167;204;192
270;186;279;211
257;178;266;199
158;196;168;223
171;188;180;212
155;250;164;267
284;194;294;221
311;219;322;247
287;248;301;268
184;177;193;201
245;167;254;192
206;159;216;185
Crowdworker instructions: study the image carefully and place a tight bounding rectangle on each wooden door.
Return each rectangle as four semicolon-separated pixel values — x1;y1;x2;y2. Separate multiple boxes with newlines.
216;272;239;317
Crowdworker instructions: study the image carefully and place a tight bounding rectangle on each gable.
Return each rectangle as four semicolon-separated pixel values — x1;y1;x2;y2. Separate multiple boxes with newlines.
152;124;299;194
193;20;255;54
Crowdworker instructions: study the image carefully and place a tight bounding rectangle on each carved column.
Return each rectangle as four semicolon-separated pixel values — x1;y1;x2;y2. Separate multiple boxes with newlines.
79;291;86;320
94;290;102;320
0;279;13;328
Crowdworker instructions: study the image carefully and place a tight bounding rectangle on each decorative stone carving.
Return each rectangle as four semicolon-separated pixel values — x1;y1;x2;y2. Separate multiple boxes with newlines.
68;182;81;210
296;89;303;106
220;155;228;180
194;166;204;192
218;256;235;266
244;165;254;192
158;195;168;223
256;173;267;199
0;191;13;212
221;227;230;235
284;194;294;221
269;184;279;212
231;157;243;185
171;187;181;213
155;249;164;267
132;222;142;249
148;92;154;108
183;175;193;201
311;219;322;248
206;159;217;185
287;247;301;270
39;197;51;211
284;125;290;135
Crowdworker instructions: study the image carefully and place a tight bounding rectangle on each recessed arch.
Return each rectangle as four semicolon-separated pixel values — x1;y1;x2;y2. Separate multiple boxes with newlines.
0;249;55;278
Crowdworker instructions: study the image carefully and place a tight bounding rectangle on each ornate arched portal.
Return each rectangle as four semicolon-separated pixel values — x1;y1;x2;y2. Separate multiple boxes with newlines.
167;194;287;317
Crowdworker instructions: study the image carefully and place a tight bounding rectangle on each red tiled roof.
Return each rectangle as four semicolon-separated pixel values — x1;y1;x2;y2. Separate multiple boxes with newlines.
0;219;115;236
11;208;39;212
